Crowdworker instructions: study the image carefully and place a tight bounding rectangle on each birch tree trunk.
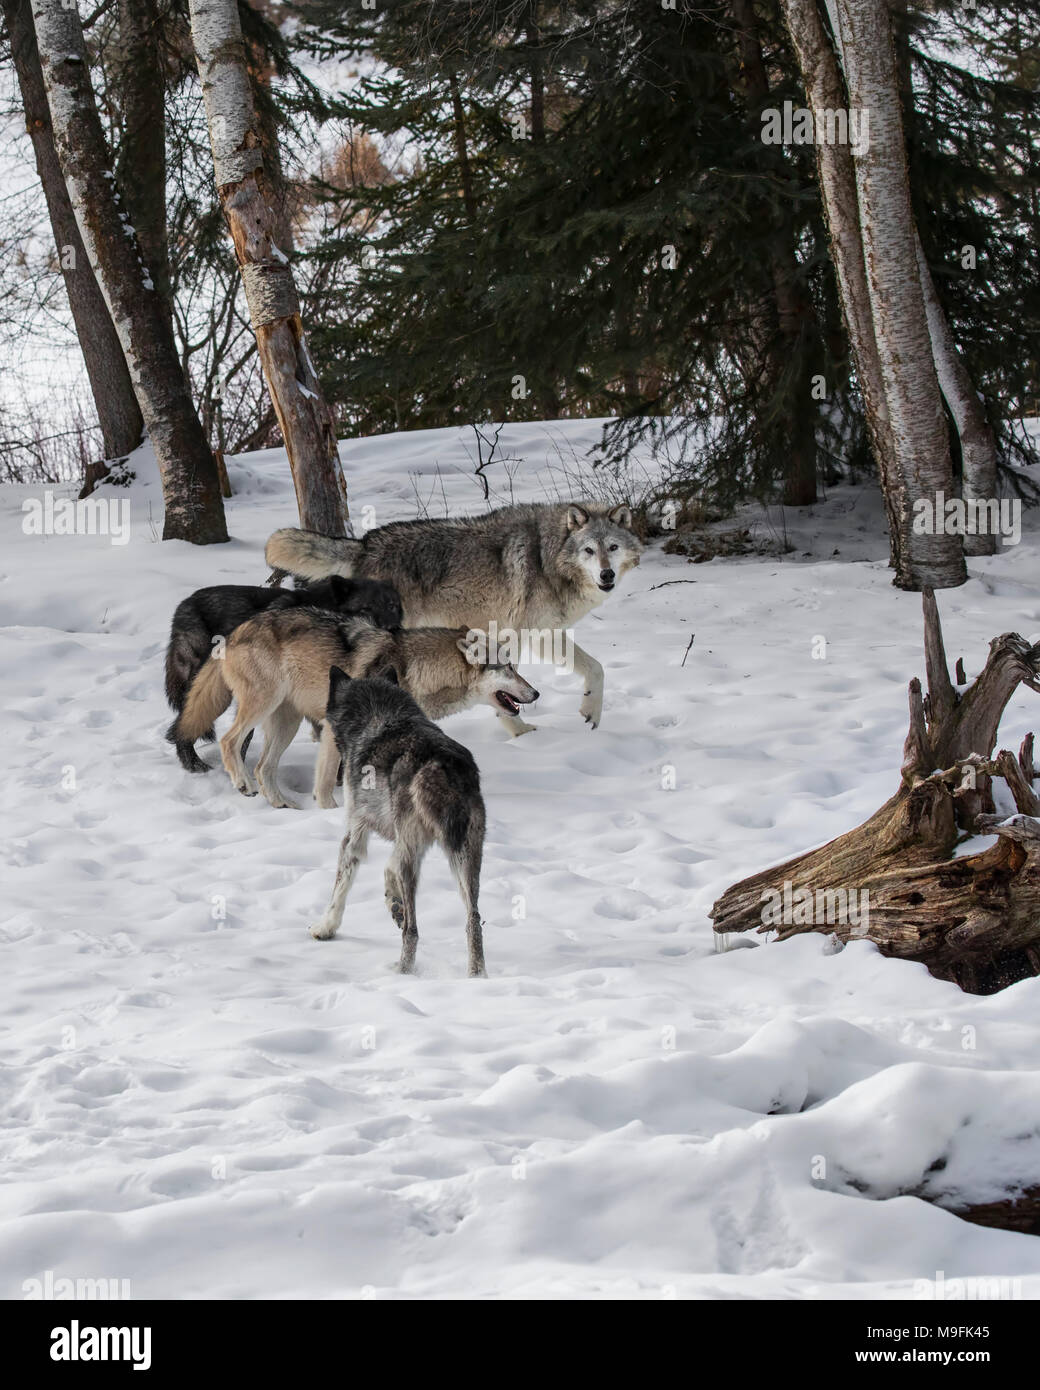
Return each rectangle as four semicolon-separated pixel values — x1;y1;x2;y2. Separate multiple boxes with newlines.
32;0;228;543
780;0;903;566
914;234;999;557
187;0;349;537
3;0;142;464
834;0;965;590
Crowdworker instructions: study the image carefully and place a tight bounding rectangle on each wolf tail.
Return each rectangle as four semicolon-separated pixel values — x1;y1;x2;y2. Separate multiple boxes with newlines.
265;528;362;584
165;625;209;713
167;658;233;744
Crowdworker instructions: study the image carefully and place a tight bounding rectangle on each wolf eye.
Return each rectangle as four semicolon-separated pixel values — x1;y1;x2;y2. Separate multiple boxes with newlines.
609;544;618;552
584;547;595;555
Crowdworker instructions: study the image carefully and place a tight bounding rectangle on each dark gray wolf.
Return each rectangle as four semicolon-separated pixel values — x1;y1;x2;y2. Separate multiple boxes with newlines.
168;609;538;810
164;575;402;772
265;501;642;734
310;672;488;977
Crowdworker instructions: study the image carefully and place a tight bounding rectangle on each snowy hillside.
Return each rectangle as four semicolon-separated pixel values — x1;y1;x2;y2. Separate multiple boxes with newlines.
2;419;1039;1299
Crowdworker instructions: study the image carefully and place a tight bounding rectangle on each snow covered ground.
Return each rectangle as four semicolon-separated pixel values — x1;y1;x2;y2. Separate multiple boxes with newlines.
2;419;1040;1300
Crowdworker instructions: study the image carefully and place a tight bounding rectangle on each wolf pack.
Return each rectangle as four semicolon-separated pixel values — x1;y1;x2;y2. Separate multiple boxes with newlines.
164;502;643;976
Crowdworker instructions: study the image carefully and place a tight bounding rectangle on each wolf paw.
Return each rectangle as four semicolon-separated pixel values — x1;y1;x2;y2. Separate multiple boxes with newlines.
509;720;537;737
579;691;603;728
310;919;338;941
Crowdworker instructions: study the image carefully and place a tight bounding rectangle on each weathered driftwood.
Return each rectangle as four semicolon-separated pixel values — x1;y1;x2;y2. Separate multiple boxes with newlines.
711;589;1040;995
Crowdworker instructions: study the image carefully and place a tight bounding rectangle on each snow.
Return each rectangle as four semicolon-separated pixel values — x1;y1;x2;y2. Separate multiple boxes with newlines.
3;417;1040;1300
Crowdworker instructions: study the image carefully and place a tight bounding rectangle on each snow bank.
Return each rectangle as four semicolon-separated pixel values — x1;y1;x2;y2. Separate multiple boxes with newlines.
2;419;1039;1299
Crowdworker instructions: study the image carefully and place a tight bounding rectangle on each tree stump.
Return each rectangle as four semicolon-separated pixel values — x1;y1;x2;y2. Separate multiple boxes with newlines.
711;590;1040;994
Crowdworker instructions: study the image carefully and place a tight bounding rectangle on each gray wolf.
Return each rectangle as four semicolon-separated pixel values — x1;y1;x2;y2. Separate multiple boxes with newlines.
164;575;402;772
265;501;642;734
310;672;488;977
168;608;538;810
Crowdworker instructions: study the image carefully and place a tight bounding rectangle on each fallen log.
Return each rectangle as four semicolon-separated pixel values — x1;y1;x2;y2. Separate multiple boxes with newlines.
711;589;1040;995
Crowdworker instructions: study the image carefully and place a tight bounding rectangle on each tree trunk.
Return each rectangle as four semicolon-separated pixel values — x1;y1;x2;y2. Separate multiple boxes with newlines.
527;3;545;144
32;0;228;543
914;234;999;557
712;589;1040;996
834;0;965;590
3;0;142;463
731;0;819;508
113;0;172;325
448;71;478;224
781;0;902;569
187;0;349;537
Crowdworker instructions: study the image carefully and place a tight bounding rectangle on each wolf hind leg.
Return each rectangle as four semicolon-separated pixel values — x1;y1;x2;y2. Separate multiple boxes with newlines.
255;704;303;809
310;814;370;940
385;836;425;973
449;833;487;978
175;739;211;773
220;702;266;797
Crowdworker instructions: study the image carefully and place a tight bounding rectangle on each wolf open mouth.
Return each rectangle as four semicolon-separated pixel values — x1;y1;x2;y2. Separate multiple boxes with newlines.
598;581;615;592
495;691;522;715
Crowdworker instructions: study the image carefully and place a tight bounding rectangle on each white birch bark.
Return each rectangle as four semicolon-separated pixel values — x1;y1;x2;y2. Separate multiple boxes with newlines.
834;0;965;589
915;233;999;556
780;0;905;570
31;0;228;543
187;0;349;536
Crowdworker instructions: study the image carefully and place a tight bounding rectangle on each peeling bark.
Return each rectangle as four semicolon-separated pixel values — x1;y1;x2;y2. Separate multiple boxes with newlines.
834;0;965;590
31;0;228;543
780;0;901;564
3;0;142;463
914;233;999;557
187;0;348;536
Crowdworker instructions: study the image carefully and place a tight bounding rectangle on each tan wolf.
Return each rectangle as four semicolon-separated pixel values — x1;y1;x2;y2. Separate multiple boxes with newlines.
169;608;538;809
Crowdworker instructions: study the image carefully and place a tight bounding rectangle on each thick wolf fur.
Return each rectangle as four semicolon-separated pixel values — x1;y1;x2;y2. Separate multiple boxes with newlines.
164;575;402;773
310;672;489;977
169;608;537;810
265;501;642;733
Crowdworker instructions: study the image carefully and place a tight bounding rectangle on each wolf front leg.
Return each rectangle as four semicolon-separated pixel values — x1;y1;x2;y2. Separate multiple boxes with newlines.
571;641;604;728
310;816;370;940
313;722;340;809
495;709;537;738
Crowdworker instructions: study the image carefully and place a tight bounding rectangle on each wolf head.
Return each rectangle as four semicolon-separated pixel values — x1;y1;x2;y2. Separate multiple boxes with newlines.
561;504;642;596
326;664;415;746
455;634;540;718
312;575;403;631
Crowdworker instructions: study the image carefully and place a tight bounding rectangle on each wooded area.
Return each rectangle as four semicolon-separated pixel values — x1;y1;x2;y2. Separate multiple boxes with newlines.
0;1;1034;574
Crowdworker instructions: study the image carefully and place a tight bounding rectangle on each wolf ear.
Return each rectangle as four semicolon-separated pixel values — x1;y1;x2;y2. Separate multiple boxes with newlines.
567;504;590;531
608;504;633;530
